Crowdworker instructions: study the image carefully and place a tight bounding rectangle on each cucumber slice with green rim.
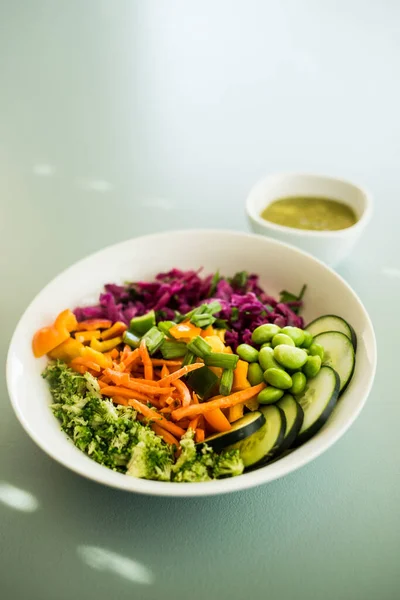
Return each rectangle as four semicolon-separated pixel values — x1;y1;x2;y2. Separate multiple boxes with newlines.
277;394;304;451
203;411;265;452
306;315;357;350
313;331;356;392
227;405;286;468
294;366;340;446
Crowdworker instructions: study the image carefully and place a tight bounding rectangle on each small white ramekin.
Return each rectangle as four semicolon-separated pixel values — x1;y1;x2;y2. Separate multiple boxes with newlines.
246;173;372;266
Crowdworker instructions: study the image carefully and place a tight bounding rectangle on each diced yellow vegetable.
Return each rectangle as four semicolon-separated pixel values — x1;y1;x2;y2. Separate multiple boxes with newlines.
228;403;244;422
74;330;101;344
244;398;260;412
215;329;226;342
200;325;215;338
204;335;225;353
232;360;251;392
90;337;122;352
81;347;113;369
48;337;84;362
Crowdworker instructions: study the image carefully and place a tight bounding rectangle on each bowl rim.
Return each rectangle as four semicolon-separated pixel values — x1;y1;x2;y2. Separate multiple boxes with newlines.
246;171;373;238
6;228;377;497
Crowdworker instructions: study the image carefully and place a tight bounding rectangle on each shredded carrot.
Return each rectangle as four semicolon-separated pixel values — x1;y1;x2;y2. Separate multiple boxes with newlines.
195;428;205;443
70;357;101;373
166;396;176;406
97;379;108;389
112;395;129;406
192;392;199;404
188;416;199;431
139;339;153;380
158;363;204;387
151;423;179;446
160;407;173;414
173;378;191;407
104;369;173;395
123;348;141;371
171;383;265;421
161;364;170;379
129;400;185;438
100;386;151;403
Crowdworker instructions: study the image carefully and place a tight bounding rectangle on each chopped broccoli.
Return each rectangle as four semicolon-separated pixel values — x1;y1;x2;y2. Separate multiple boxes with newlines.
126;428;173;481
213;449;244;478
43;361;244;482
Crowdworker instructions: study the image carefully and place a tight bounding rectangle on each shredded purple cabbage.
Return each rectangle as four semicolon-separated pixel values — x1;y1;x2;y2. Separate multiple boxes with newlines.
74;269;304;348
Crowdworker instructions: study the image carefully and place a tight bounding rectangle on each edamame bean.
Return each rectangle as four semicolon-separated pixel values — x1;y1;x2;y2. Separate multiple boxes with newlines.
301;330;313;348
258;346;282;371
261;342;272;349
303;355;322;378
247;362;265;386
290;371;307;395
272;333;295;348
236;343;259;363
274;344;308;370
281;326;305;347
309;343;325;361
264;368;293;390
257;387;284;404
251;324;281;345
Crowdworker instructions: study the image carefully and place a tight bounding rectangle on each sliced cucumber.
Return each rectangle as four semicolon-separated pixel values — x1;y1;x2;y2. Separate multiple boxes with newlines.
277;394;304;451
203;411;265;452
294;366;340;445
227;405;286;468
313;331;355;392
306;315;357;350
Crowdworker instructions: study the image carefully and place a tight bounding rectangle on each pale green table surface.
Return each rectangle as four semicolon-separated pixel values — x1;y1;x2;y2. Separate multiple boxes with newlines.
1;1;399;599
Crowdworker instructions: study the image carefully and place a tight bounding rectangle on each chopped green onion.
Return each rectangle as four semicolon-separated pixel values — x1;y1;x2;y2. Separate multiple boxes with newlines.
214;318;229;329
230;307;239;322
190;313;216;328
187;336;212;359
219;369;234;395
204;352;239;370
157;321;176;336
142;326;164;355
230;271;248;289
205;301;222;315
208;271;220;297
160;340;187;359
129;310;156;335
182;350;196;366
123;330;141;349
186;366;219;400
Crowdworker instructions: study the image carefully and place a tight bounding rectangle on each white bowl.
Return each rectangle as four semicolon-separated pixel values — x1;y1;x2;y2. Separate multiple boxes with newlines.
246;173;373;266
6;230;376;497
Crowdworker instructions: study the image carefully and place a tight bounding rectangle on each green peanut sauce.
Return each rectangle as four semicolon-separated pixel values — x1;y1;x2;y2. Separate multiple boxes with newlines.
261;196;357;231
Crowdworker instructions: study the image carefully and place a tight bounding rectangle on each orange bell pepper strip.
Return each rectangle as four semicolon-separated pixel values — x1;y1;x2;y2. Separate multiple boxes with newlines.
32;309;78;358
169;321;201;341
55;309;78;334
204;409;232;432
76;319;112;331
101;321;127;340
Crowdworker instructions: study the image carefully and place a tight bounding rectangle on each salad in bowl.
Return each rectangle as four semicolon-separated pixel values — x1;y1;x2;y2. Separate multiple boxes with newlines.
31;268;357;483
